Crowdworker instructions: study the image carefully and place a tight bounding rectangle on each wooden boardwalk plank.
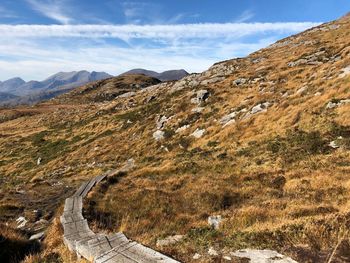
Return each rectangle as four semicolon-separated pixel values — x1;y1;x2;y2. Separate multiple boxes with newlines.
61;173;180;263
64;196;82;213
74;181;90;197
60;212;84;224
95;173;107;184
81;179;96;197
121;243;179;263
95;242;139;263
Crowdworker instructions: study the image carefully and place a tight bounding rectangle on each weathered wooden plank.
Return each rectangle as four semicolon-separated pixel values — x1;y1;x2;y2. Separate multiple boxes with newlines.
121;243;179;263
72;197;83;213
85;233;131;259
63;219;92;236
96;253;138;263
63;197;74;212
64;196;82;214
95;173;107;184
94;242;139;263
74;181;90;197
76;234;105;260
60;211;84;224
81;179;96;197
61;173;180;263
89;233;128;248
64;231;96;252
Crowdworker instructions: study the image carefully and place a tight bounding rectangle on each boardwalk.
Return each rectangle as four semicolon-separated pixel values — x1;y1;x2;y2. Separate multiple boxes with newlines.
61;172;179;263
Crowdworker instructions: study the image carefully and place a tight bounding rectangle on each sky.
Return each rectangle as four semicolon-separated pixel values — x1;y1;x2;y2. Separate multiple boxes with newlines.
0;0;349;81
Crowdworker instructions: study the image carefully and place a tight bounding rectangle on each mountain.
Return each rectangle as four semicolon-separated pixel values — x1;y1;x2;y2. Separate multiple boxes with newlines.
1;14;350;263
5;70;112;96
0;71;112;105
0;91;18;101
0;77;25;93
121;68;188;81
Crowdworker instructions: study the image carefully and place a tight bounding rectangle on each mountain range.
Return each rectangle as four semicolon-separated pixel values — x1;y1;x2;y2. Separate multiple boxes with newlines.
0;69;188;105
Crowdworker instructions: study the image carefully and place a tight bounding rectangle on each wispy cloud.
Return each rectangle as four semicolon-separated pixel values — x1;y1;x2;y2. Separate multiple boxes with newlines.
121;1;188;25
121;1;161;24
0;37;275;80
236;10;255;23
25;0;73;24
0;22;321;39
0;21;322;80
0;6;17;18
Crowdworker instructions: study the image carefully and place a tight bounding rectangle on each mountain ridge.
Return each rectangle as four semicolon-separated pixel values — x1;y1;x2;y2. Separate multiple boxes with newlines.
0;70;112;105
121;68;189;81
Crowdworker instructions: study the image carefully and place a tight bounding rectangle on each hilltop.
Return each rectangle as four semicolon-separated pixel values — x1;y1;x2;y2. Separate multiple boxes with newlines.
121;69;189;81
1;14;350;263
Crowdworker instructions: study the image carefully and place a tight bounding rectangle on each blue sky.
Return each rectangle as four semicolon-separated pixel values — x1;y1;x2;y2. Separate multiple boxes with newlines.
0;0;349;81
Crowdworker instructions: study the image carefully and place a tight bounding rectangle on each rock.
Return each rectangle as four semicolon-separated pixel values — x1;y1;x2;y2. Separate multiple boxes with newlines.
220;112;237;127
156;235;184;247
339;66;350;78
326;99;350;109
201;76;225;85
191;128;205;138
37;157;42;165
176;125;190;133
192;107;205;113
251;102;271;115
329;141;339;149
208;247;219;256
231;249;298;263
288;59;308;67
29;231;45;241
296;86;307;95
282;92;289;98
15;187;25;194
156;115;171;129
326;101;339;109
193;253;201;260
118;91;136;98
208;215;222;230
16;216;27;229
223;256;232;261
233;78;247;86
153;130;165;141
191;90;210;104
146;95;156;103
314;92;322;96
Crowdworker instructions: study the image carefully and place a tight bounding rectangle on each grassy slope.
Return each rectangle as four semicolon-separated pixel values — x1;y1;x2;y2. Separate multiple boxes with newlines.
1;15;350;262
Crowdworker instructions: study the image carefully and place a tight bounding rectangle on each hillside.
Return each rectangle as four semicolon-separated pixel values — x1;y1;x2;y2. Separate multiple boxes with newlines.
121;69;189;81
1;14;350;262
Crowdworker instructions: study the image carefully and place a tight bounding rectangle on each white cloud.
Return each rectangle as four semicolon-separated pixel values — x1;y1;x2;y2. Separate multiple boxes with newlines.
25;0;73;24
0;21;322;80
0;22;321;39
